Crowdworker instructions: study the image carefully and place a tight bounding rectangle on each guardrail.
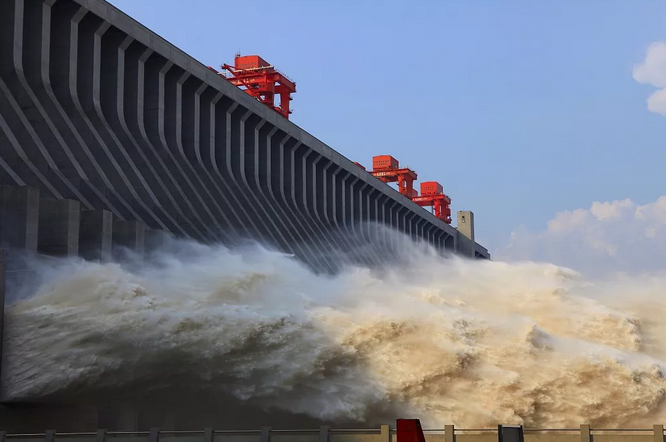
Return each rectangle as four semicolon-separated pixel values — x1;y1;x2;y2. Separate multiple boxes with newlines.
1;425;665;442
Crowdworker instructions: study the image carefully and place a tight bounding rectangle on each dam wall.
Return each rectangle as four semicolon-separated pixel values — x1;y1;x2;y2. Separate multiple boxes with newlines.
0;0;489;273
0;0;489;432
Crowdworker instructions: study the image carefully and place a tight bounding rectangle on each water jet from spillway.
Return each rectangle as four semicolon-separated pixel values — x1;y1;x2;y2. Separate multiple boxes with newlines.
2;236;666;429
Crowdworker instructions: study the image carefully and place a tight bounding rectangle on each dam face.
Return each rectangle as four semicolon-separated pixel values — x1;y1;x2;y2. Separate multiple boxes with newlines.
0;0;489;431
0;0;489;267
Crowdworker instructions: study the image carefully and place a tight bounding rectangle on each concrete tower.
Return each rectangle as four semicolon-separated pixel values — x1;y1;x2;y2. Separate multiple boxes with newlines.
457;210;475;241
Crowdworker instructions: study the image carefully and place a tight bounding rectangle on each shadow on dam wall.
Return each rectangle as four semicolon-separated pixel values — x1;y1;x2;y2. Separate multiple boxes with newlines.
0;390;339;432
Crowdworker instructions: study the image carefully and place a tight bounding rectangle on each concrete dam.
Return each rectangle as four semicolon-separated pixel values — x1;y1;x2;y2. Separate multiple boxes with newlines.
0;0;490;432
0;0;489;267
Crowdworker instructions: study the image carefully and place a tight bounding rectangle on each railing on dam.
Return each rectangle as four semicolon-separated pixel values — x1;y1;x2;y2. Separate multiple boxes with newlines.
1;426;665;442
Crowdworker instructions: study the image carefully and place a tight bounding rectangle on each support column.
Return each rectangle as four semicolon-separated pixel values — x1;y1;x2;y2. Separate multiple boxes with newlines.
0;185;39;252
0;249;5;395
381;424;391;442
319;426;330;442
113;220;146;256
79;209;113;262
445;425;455;442
38;198;80;256
261;427;271;442
456;210;475;258
457;210;475;241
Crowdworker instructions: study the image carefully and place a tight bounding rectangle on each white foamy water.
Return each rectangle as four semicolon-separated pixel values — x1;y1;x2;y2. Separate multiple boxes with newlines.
3;238;666;428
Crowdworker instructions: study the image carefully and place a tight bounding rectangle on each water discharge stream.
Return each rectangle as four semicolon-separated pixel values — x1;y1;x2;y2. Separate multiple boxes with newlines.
2;238;666;428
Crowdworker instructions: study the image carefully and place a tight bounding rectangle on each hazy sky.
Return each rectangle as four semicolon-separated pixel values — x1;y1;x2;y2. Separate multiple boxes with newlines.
106;0;665;268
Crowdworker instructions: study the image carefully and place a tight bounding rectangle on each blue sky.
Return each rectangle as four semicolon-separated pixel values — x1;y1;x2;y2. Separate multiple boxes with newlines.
107;0;666;255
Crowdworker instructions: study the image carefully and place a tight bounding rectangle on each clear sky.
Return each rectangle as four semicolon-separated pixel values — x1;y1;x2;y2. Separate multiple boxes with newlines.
107;0;666;258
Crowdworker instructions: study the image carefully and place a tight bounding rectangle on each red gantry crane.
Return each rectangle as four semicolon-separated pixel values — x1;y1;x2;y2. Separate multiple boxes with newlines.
210;53;296;119
411;181;452;224
369;155;418;198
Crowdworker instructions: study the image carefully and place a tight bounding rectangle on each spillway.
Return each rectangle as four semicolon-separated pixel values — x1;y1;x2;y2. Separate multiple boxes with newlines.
0;0;489;266
0;0;490;432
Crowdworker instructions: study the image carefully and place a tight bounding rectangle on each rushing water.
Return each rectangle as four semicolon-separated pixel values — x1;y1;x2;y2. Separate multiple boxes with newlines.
2;237;666;428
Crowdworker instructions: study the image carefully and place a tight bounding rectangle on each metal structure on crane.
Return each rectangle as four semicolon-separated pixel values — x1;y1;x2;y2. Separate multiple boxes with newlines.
412;181;453;224
369;155;418;197
359;155;453;224
210;53;296;119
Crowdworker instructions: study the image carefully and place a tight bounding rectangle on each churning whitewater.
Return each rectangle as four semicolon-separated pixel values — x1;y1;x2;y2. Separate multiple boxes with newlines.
3;238;666;428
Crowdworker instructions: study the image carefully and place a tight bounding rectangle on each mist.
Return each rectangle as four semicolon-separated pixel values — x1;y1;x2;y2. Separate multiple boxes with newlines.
2;230;666;428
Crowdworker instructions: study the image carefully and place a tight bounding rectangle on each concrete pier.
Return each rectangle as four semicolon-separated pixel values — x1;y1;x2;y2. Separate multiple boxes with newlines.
79;209;113;261
112;220;146;256
0;248;5;394
38;198;80;257
0;186;39;252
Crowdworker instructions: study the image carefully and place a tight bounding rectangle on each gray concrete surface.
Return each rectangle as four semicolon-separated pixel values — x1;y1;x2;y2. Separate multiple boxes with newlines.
457;211;474;242
0;249;4;398
38;197;80;256
79;209;113;261
0;0;489;271
0;186;39;252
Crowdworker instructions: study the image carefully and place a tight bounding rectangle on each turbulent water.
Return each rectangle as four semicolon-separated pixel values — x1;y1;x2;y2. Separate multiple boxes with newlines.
3;237;666;428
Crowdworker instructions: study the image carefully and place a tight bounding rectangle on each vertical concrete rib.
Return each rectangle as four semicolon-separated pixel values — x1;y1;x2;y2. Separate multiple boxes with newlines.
143;54;211;240
191;85;234;241
63;5;145;221
128;46;204;238
322;163;353;267
223;107;273;245
310;156;347;266
339;173;366;265
354;182;382;266
173;73;231;240
265;132;329;266
93;21;172;231
257;127;312;261
11;0;92;207
318;161;348;257
200;94;249;241
275;138;325;261
237;113;294;254
209;99;259;241
297;150;333;253
178;75;232;237
0;0;66;200
254;124;328;267
110;36;183;235
38;0;122;215
285;142;320;259
329;167;359;262
39;0;123;218
158;62;218;240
